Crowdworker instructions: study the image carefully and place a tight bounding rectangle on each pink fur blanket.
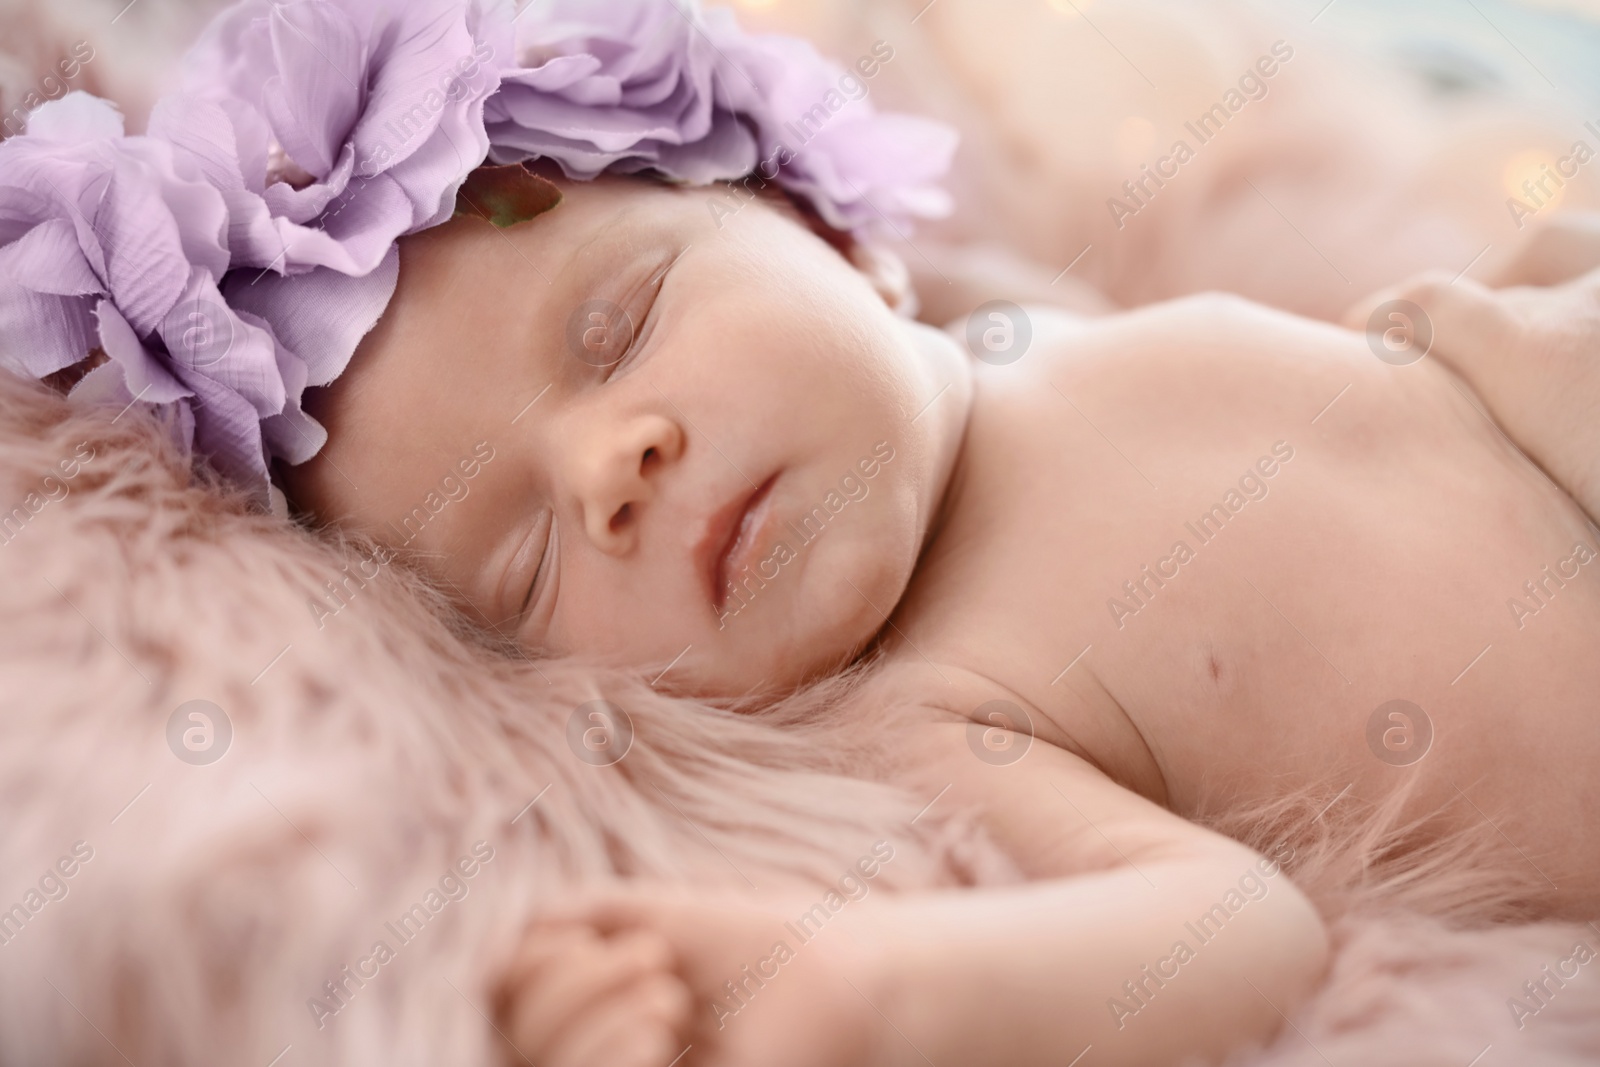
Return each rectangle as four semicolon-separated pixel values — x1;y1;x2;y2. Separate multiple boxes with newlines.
2;2;1599;1062
1;365;1597;1066
0;371;1008;1065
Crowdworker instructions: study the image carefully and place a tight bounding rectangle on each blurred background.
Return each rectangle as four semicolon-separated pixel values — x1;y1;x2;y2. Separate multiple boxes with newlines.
6;0;1599;321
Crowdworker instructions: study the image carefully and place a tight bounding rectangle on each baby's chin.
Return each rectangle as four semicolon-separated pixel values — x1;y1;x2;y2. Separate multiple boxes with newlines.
748;551;913;692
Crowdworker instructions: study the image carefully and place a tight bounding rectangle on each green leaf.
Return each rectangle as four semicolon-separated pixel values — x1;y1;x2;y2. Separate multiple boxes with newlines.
454;163;564;228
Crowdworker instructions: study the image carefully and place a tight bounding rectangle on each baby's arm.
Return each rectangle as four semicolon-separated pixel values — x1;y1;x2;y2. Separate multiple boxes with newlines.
1345;214;1600;527
838;719;1329;1067
498;719;1328;1067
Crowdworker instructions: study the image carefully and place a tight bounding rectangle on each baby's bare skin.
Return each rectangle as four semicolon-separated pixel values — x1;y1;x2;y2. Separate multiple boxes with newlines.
288;170;1600;1065
870;294;1600;918
501;284;1600;1067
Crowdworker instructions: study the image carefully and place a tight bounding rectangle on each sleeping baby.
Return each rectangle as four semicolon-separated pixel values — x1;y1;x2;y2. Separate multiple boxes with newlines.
7;0;1599;1064
282;165;1600;1067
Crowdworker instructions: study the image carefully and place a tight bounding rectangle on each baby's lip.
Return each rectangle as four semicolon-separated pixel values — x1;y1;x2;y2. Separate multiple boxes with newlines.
697;473;778;615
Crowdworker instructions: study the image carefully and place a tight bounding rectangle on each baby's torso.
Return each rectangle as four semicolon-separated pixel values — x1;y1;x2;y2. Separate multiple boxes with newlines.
872;295;1600;914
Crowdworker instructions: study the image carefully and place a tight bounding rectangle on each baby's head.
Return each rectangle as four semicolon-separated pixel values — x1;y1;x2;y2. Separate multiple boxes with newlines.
1;0;973;695
282;171;971;696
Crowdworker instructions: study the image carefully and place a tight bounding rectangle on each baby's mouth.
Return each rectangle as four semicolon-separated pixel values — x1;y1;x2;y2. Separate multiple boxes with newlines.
699;474;778;614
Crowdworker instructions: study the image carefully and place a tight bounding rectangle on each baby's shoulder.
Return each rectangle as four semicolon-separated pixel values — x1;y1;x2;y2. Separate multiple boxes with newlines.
856;685;1226;880
851;662;1115;797
962;292;1324;381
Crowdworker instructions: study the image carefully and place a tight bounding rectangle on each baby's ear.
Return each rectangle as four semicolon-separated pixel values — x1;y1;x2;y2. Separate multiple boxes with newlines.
847;240;918;318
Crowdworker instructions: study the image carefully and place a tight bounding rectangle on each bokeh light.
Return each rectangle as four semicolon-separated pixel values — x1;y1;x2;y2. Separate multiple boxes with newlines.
1503;149;1567;211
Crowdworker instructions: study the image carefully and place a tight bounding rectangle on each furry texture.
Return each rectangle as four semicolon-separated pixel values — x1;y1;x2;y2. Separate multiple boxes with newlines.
2;359;1598;1067
1224;913;1600;1066
0;368;1012;1066
2;4;1599;1063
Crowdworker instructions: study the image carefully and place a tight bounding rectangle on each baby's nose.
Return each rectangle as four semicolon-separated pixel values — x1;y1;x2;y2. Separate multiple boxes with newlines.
575;415;683;554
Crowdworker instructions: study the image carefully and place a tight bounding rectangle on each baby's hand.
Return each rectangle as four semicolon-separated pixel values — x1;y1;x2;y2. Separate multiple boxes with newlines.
1487;212;1600;288
1344;214;1600;526
497;887;884;1067
495;920;692;1067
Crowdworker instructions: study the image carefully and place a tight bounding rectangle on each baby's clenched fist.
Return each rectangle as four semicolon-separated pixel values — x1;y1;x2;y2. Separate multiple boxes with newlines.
496;922;693;1067
498;887;889;1067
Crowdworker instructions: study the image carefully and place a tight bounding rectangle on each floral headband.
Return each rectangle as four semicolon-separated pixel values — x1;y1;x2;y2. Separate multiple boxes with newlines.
0;0;957;507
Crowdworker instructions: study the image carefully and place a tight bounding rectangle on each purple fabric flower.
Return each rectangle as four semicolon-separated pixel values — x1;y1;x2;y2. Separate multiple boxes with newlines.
0;0;515;505
485;0;957;235
0;92;317;502
1;0;960;507
714;28;958;235
175;0;515;276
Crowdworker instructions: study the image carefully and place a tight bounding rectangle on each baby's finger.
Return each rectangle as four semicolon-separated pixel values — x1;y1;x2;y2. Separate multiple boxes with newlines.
1399;275;1522;380
505;927;675;1052
544;972;693;1067
503;921;594;973
1489;212;1600;288
1346;272;1520;372
1340;268;1458;333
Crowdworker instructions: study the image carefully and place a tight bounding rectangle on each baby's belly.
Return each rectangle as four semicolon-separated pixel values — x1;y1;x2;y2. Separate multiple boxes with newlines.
899;296;1600;916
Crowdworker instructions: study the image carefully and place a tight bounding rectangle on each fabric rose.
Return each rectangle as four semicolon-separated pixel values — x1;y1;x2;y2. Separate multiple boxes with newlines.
173;0;516;276
711;27;958;235
0;0;962;507
87;0;516;503
484;0;957;236
0;93;323;503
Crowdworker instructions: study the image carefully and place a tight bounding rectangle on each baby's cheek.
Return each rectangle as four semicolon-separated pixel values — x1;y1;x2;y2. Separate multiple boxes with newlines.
551;570;694;662
791;506;916;655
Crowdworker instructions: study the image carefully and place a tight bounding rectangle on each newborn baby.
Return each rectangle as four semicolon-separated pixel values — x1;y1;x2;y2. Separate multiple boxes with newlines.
284;174;1600;1067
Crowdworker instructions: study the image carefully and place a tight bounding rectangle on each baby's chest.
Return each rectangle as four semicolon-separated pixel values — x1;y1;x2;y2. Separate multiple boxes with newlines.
894;342;1600;816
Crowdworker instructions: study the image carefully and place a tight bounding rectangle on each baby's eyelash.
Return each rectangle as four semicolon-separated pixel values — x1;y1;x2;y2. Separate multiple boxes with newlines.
605;311;650;378
521;520;556;617
605;289;658;377
606;252;679;379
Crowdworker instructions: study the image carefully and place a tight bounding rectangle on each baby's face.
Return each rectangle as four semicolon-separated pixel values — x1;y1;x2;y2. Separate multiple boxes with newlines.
285;174;969;696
